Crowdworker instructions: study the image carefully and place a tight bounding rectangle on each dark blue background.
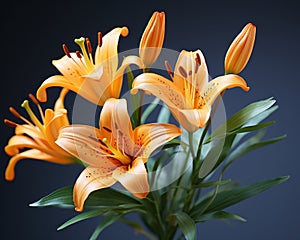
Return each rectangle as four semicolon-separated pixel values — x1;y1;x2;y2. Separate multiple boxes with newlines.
1;0;299;239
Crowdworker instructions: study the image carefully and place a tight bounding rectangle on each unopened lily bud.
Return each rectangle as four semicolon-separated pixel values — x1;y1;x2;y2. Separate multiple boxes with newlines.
139;11;165;68
224;23;256;74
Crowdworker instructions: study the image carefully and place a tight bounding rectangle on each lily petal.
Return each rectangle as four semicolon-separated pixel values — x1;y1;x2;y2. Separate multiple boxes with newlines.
112;157;149;199
100;99;135;157
5;149;72;181
95;27;129;75
203;74;250;106
5;135;48;156
133;123;182;161
131;73;190;109
73;166;116;212
56;125;120;169
177;107;211;132
52;53;88;84
174;50;209;93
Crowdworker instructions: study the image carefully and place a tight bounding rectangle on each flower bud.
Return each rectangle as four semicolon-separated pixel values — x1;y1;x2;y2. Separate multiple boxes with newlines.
224;23;256;74
139;11;165;68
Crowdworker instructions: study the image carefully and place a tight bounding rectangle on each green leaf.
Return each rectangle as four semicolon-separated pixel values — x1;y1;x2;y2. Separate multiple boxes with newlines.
29;186;73;208
223;132;286;173
174;212;196;240
191;176;289;218
127;65;140;128
141;97;160;124
194;210;246;222
157;103;171;123
30;186;142;209
89;214;122;240
205;98;276;143
58;209;108;230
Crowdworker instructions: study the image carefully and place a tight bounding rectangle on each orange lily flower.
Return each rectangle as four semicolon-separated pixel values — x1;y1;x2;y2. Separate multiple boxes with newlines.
131;50;250;132
139;11;165;68
37;27;144;106
4;89;75;181
224;23;256;74
55;98;182;212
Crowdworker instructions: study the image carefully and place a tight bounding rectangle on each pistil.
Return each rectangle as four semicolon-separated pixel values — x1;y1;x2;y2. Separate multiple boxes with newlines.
102;138;131;165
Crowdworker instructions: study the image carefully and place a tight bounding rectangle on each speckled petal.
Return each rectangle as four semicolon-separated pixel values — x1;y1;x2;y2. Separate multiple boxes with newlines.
203;74;250;106
73;167;116;212
133;123;182;161
56;124;120;168
112;157;149;199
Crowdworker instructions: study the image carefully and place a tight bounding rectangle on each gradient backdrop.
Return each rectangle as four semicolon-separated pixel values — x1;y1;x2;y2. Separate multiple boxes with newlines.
1;0;299;239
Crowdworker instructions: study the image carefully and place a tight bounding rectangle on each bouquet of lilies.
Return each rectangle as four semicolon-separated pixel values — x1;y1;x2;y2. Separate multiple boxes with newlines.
4;11;288;240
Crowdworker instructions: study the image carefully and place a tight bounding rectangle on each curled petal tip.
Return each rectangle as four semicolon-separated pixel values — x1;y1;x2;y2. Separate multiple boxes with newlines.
121;27;129;37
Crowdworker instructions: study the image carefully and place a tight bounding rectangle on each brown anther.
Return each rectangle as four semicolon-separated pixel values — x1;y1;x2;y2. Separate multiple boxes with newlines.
62;44;72;58
86;38;93;54
9;107;21;118
76;51;82;59
28;93;39;106
103;126;112;132
195;53;201;66
188;70;193;76
4;119;18;128
178;66;188;78
164;60;173;78
98;32;103;47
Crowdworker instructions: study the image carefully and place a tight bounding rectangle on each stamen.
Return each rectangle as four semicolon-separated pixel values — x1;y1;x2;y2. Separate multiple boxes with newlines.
179;66;188;78
9;107;21;118
164;60;173;78
195;53;201;66
86;37;94;65
21;100;45;133
9;107;32;125
74;37;94;72
103;126;112;132
62;44;72;58
28;93;45;122
4;119;17;128
76;51;82;59
98;32;103;47
102;138;131;165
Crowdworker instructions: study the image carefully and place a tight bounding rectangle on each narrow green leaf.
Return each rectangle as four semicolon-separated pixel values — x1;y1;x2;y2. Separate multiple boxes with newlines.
30;186;142;209
194;210;246;222
89;214;122;240
205;98;276;143
191;176;289;218
174;212;196;240
194;179;231;188
223;133;286;173
126;65;140;128
157;103;171;123
58;209;107;230
230;121;275;135
29;186;73;208
141;97;160;124
232;105;278;148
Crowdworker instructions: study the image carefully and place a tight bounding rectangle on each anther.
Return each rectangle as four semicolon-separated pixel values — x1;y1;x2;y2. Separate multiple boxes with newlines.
195;53;201;66
9;107;21;118
178;66;188;78
76;51;82;59
62;44;72;58
103;126;112;132
4;119;17;128
164;60;173;78
98;32;103;47
28;93;39;106
86;38;93;54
